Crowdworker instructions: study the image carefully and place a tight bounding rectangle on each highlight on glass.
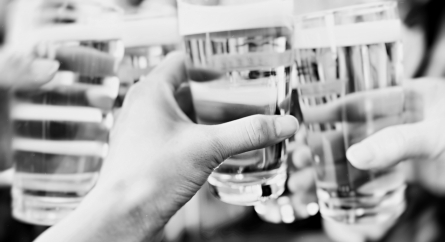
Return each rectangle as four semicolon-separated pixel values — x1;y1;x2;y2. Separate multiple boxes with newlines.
177;0;295;206
293;1;405;224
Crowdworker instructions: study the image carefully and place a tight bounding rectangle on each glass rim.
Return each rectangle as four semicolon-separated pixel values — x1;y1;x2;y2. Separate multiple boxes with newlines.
74;0;124;14
179;0;285;7
294;1;398;21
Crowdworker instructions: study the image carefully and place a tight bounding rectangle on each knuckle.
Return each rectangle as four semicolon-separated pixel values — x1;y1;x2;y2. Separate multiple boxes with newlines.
208;136;229;163
199;127;229;166
245;116;270;147
174;129;221;175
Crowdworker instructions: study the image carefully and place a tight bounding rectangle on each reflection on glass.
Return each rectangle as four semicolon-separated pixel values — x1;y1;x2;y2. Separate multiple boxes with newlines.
179;0;294;205
10;2;124;225
294;2;406;224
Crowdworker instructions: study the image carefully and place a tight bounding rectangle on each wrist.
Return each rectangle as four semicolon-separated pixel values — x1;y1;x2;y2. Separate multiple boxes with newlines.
84;179;169;241
35;179;166;242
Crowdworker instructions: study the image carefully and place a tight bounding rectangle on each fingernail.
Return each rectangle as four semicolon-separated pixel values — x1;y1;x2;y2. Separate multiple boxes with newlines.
31;59;59;80
275;116;299;138
346;144;374;168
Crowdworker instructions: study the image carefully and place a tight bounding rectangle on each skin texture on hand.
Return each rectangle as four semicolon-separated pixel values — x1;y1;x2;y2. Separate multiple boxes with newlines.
35;53;298;242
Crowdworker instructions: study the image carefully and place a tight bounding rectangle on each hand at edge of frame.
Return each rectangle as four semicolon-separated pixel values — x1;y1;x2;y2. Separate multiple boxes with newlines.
347;78;445;195
35;52;299;242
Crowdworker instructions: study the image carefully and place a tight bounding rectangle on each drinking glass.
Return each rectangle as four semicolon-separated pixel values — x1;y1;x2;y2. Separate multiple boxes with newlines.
177;0;294;206
10;1;124;225
294;2;406;224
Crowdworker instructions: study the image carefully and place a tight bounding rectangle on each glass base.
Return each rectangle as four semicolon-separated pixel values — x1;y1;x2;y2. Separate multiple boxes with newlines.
208;167;287;206
12;187;82;226
322;214;400;242
318;184;407;224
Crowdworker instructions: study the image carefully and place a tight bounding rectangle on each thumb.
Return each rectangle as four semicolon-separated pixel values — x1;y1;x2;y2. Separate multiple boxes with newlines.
347;122;431;170
205;115;299;163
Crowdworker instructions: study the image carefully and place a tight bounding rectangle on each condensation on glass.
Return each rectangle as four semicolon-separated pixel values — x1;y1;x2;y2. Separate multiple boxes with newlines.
294;2;405;224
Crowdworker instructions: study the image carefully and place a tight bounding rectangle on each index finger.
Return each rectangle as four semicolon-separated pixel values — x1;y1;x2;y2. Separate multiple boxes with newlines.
148;52;223;91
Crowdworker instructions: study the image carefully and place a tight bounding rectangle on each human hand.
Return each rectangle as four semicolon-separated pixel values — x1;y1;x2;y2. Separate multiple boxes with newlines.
286;79;430;217
36;52;299;242
288;78;445;211
0;46;59;89
287;82;407;215
347;78;445;195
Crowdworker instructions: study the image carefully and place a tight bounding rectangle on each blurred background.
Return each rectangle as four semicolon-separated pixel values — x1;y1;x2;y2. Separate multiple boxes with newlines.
1;0;445;241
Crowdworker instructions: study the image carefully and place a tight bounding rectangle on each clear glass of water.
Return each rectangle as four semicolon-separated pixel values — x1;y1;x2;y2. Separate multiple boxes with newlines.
10;2;124;225
294;2;406;224
178;0;294;206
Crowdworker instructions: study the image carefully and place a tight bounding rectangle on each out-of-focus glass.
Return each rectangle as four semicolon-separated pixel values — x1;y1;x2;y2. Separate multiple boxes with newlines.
294;2;405;224
177;0;294;206
10;1;124;225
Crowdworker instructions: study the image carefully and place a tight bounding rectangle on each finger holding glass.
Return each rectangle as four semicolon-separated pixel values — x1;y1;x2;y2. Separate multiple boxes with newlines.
178;0;295;206
35;53;299;242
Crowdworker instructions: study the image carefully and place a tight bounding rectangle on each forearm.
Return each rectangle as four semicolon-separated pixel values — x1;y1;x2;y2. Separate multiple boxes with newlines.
35;182;167;242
